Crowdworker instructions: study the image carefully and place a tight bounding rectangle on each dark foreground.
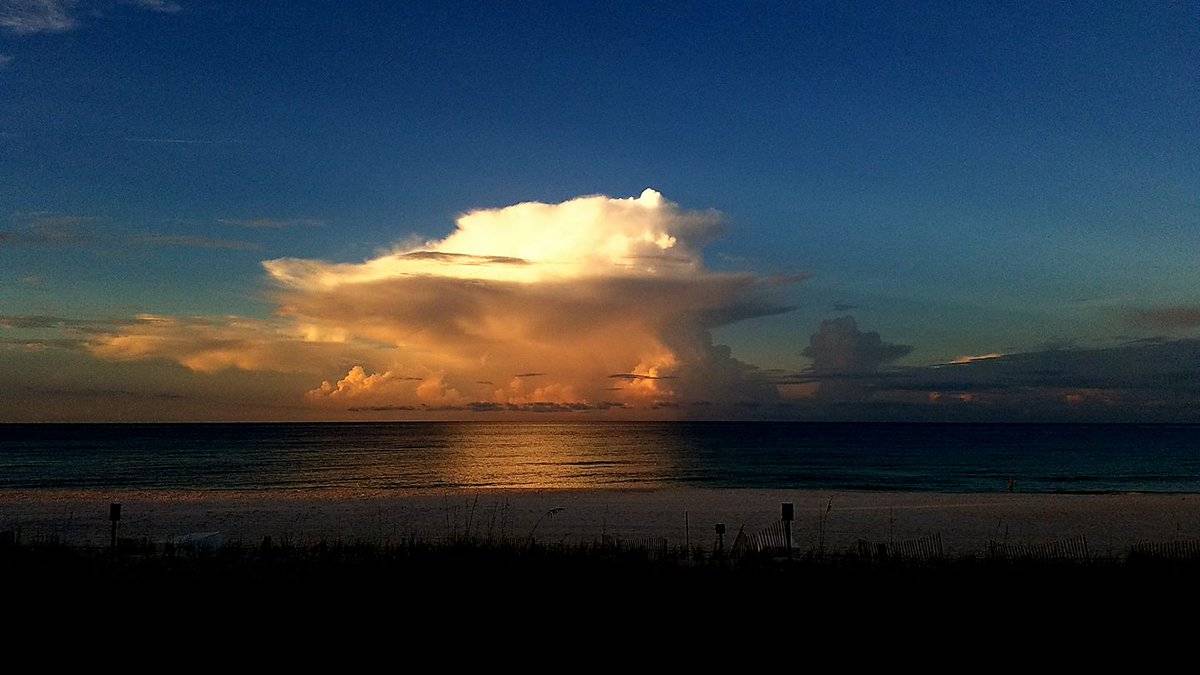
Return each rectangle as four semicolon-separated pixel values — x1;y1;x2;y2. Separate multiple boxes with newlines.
7;539;1200;651
7;536;1200;604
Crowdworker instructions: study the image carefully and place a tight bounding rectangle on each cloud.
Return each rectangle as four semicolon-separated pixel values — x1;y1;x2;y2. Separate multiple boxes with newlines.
0;1;77;35
306;365;447;402
943;352;1005;365
0;54;13;68
0;0;180;36
909;340;1200;394
798;316;913;401
1128;306;1200;331
126;0;179;13
777;337;1200;421
803;316;912;375
2;213;267;252
345;400;628;414
608;372;676;380
1;212;99;247
90;189;796;415
85;314;383;374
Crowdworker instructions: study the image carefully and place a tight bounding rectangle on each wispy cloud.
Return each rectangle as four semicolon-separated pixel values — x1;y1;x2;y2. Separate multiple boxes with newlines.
2;213;266;252
0;1;77;35
0;54;13;68
1;212;100;247
126;0;179;13
0;0;181;36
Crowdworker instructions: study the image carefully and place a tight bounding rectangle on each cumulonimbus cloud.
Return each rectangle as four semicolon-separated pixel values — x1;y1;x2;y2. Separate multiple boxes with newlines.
798;316;912;400
86;190;798;415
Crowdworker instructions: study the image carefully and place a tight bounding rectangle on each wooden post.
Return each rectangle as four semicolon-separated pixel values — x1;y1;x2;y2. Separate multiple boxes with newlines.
684;511;690;550
109;503;121;550
781;502;794;559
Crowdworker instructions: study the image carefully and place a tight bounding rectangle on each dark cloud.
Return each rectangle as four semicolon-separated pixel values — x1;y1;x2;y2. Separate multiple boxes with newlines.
1129;306;1200;331
784;338;1200;421
797;316;913;401
910;339;1200;394
697;300;795;327
400;251;529;266
803;316;912;374
608;373;677;380
513;372;546;378
801;316;912;401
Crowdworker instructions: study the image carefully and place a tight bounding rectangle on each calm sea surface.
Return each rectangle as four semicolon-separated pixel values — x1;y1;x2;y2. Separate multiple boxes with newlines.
2;422;1200;493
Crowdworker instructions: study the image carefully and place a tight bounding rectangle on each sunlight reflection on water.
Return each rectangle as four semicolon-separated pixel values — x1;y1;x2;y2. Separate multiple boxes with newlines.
3;422;1200;493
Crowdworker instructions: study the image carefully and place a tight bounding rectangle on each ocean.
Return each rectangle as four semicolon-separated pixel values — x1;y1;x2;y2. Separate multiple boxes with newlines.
3;422;1200;493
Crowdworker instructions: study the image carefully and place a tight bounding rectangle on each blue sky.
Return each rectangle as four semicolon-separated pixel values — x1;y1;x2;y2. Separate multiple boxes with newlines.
1;1;1198;420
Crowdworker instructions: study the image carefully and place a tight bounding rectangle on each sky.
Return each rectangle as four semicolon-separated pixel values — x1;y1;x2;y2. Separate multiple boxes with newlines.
1;0;1198;421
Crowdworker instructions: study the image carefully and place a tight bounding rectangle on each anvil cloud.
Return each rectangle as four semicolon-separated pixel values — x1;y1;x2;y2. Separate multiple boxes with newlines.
87;190;792;416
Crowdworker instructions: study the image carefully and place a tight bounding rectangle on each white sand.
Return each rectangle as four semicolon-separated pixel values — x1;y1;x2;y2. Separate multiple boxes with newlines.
3;488;1199;556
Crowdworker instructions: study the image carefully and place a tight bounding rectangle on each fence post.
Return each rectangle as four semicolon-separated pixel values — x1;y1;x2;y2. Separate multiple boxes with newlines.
685;511;690;551
109;503;121;550
781;502;794;559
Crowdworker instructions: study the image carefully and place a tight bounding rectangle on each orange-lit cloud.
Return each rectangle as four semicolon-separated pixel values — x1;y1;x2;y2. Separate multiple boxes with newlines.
945;352;1005;365
86;314;379;375
85;190;794;415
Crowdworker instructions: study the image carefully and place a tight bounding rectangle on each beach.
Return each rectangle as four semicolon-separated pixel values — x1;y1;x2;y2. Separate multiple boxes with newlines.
4;488;1199;556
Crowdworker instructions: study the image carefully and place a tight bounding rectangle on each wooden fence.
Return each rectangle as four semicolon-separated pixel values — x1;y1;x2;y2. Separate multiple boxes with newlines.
987;535;1089;561
855;533;944;562
1128;540;1200;561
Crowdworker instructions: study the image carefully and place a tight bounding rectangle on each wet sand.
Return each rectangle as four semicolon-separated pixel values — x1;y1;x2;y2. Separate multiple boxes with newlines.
3;488;1199;556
